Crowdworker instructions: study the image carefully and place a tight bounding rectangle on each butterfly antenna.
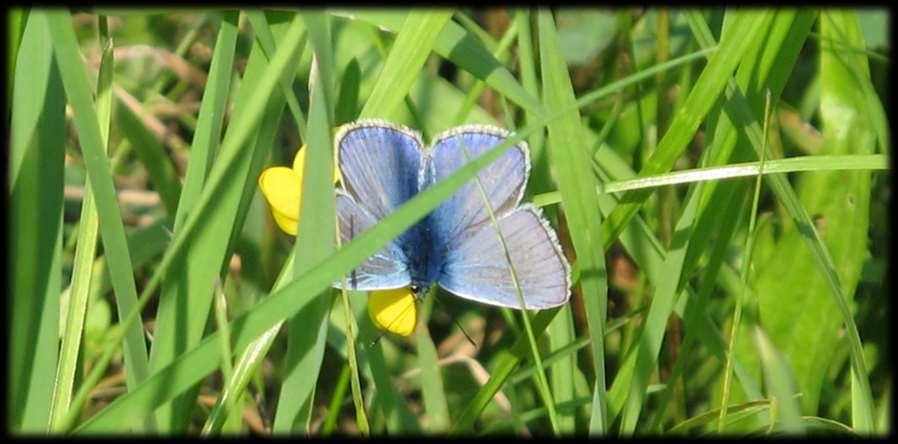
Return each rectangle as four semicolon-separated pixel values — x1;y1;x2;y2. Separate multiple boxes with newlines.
433;293;478;348
454;317;478;348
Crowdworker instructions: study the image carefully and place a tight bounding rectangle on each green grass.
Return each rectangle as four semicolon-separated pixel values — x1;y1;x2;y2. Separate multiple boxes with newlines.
7;7;890;436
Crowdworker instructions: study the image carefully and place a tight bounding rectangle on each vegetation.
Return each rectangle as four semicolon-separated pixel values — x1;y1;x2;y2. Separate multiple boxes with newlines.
7;7;890;436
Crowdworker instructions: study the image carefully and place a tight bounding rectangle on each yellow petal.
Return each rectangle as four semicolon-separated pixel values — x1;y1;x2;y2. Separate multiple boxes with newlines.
270;207;298;236
368;287;417;337
291;143;343;185
258;166;301;235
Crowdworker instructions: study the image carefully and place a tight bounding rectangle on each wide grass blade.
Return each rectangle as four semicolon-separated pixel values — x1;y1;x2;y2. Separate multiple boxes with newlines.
170;11;238;231
359;10;454;119
272;10;337;433
46;10;153;431
245;10;308;139
335;10;543;116
537;10;609;434
144;10;241;432
8;10;65;432
6;7;27;115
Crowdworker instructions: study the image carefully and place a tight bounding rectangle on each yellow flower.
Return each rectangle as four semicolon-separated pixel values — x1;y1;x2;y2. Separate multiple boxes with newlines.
367;287;417;337
258;144;341;235
259;138;416;338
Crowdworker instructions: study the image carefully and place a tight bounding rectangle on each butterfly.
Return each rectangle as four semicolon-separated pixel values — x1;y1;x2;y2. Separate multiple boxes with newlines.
333;119;571;335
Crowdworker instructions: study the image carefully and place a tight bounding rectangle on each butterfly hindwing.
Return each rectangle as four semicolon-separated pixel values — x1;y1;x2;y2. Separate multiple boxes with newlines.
335;190;411;291
437;206;570;309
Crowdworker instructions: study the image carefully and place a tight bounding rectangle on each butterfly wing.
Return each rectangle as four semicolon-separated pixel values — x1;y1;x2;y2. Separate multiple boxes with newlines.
437;206;570;309
335;190;411;290
336;119;424;221
422;125;529;256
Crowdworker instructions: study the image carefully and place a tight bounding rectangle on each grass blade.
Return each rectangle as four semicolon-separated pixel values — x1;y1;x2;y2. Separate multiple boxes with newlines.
336;10;543;116
61;12;308;433
530;154;887;207
246;10;308;139
46;10;153;431
687;9;877;430
171;10;238;230
415;297;450;433
272;10;337;432
718;91;771;431
144;10;241;432
8;10;65;432
450;309;561;434
538;10;609;434
600;10;770;246
6;7;27;115
49;16;114;431
114;95;182;214
201;253;294;435
359;10;454;119
753;328;804;434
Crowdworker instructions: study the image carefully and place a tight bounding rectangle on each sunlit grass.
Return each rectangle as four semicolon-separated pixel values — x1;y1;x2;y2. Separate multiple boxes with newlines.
7;7;890;436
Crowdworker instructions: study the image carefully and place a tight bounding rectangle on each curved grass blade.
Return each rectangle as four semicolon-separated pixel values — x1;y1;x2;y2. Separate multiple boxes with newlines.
689;9;877;430
246;10;308;140
46;10;153;431
753;327;804;434
60;13;308;433
49;16;114;431
538;10;608;433
415;296;450;433
334;10;543;116
272;12;337;431
600;10;771;246
668;400;771;434
530;155;887;208
9;10;65;432
359;10;454;119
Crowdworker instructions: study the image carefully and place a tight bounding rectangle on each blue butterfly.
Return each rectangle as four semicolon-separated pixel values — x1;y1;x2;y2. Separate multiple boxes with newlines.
333;119;571;311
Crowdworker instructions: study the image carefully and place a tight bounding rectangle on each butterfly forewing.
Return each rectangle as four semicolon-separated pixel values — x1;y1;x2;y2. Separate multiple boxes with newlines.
422;126;529;256
336;120;424;221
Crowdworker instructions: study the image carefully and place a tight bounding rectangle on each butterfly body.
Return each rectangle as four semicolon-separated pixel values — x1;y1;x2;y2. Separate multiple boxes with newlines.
335;119;571;313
